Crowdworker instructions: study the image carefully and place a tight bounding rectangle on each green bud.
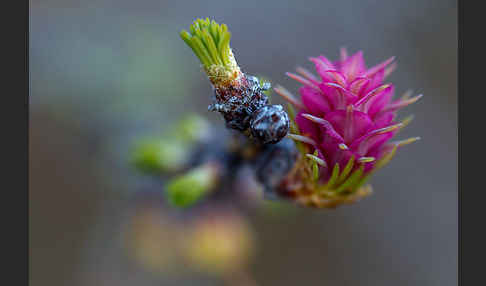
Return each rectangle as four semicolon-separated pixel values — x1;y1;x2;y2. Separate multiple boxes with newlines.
166;163;220;208
132;138;188;173
180;18;241;86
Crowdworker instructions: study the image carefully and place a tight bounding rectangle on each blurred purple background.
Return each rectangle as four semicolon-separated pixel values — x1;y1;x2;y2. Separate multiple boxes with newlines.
30;0;457;285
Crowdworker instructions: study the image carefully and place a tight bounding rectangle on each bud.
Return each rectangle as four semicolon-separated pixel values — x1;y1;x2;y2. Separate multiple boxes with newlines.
166;162;221;208
180;18;289;144
132;138;189;173
132;114;212;173
250;104;290;144
180;18;241;88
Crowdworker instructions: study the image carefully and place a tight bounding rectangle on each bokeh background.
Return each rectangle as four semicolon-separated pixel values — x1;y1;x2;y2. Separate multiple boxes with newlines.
29;0;457;285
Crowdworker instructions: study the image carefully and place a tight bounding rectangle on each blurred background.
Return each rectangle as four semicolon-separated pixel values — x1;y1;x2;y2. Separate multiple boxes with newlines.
29;0;457;285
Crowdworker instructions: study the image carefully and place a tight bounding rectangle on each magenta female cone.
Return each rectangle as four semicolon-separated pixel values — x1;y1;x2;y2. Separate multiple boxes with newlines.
274;49;421;208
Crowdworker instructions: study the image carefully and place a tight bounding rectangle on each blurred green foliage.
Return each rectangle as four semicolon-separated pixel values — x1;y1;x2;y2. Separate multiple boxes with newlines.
132;138;189;173
166;164;218;208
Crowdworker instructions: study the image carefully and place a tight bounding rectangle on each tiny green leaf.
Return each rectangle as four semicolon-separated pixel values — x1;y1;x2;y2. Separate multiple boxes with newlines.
353;173;370;191
325;163;340;189
374;145;398;170
337;155;355;184
335;165;364;193
311;150;319;181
